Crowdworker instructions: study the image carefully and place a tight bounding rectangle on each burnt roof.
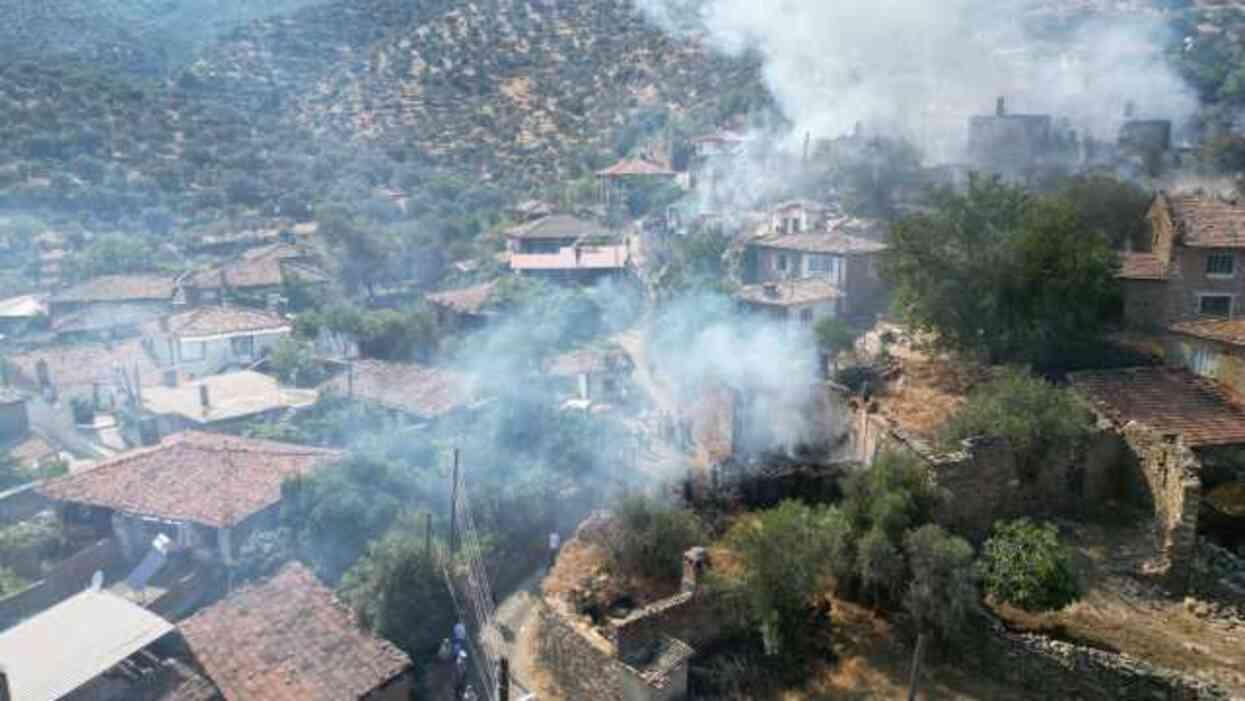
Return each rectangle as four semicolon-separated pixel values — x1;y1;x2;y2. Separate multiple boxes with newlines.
1069;367;1245;447
40;432;338;527
178;562;412;700
1165;192;1245;248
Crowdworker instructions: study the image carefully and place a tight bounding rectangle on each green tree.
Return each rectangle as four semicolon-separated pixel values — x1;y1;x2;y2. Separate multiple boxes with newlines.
940;366;1093;483
604;495;705;581
980;518;1080;612
902;524;978;645
885;176;1121;369
1045;175;1151;250
72;233;153;277
725;501;837;656
268;337;322;387
338;521;455;662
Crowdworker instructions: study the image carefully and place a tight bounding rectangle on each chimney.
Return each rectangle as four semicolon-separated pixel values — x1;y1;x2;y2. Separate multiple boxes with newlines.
35;358;50;388
137;416;160;447
199;384;210;413
996;96;1006;117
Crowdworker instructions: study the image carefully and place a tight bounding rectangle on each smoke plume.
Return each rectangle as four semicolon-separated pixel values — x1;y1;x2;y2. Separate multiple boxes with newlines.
637;0;1198;161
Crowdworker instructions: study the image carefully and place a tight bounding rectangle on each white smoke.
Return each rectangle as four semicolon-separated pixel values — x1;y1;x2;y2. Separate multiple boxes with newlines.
637;0;1198;162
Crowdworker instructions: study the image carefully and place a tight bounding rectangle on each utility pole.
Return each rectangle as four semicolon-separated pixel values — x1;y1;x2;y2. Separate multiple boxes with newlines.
907;631;927;701
424;511;433;561
449;448;460;556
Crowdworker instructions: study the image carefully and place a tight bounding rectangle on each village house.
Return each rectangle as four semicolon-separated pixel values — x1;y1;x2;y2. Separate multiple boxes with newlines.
426;279;500;331
320;358;483;427
507;214;631;282
738;201;889;323
181;242;329;306
177;562;414;700
596;158;679;209
546;345;634;405
0;292;47;337
48;274;178;340
0;588;208;701
40;431;339;564
139;370;319;436
1120;191;1245;330
145;305;293;377
1166;319;1245;398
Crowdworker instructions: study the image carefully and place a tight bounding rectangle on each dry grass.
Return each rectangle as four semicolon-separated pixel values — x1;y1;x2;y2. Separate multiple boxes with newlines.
542;539;610;600
877;356;991;440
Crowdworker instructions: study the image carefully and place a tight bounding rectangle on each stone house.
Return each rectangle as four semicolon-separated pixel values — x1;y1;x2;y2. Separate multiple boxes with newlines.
1166;319;1245;398
145;305;292;378
177;562;414;700
739;202;889;322
736;278;843;326
39;431;339;565
48;274;177;340
1120;191;1245;331
507;214;630;282
545;346;634;404
426;279;500;331
319;358;483;428
181;242;329;306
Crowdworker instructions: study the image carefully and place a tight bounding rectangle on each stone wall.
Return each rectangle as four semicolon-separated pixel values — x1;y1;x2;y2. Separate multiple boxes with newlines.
0;537;122;631
986;626;1226;700
0;482;52;528
534;602;628;701
1121;423;1202;591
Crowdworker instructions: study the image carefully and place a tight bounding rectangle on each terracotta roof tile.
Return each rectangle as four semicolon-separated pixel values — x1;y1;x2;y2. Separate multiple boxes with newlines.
52;275;176;304
753;232;888;255
737;279;843;307
1167;192;1245;248
7;338;161;393
39;432;339;527
1069;367;1245;447
426;281;499;315
165;306;291;338
187;243;329;290
1118;252;1167;280
321;360;477;419
505;214;611;241
596;159;676;177
1169;319;1245;347
178;563;411;701
545;347;632;377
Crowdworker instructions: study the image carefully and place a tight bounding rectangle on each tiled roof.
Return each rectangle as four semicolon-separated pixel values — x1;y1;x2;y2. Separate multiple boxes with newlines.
178;563;412;701
771;199;833;213
1166;192;1245;248
1118;252;1167;280
753;232;888;255
52;275;176;304
187;243;329;290
141;371;319;425
165;305;291;339
506;214;611;240
6;338;161;392
40;432;338;527
546;347;632;377
52;304;165;334
1169;319;1245;347
321;359;478;419
1069;367;1245;447
596;159;676;177
426;281;499;315
737;279;843;307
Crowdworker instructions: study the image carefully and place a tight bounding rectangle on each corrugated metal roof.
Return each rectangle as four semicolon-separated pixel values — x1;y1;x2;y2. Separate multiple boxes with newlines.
0;590;174;701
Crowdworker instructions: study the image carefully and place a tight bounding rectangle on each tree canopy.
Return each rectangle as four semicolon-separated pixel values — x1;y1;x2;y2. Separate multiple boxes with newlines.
885;175;1122;369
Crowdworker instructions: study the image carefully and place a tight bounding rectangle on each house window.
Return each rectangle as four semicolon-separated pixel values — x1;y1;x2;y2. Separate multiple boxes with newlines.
808;255;831;273
231;335;255;358
1189;345;1216;376
179;340;206;362
1198;294;1233;318
1206;253;1235;277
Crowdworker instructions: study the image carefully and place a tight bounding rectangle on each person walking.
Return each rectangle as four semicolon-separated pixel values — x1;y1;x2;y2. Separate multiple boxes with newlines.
547;530;561;571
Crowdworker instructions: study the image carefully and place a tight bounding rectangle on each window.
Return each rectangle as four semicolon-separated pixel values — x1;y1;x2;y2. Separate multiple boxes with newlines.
776;254;788;272
1189;346;1216;376
799;308;815;324
179;340;206;362
808;255;831;273
231;335;255;358
1199;294;1233;318
1206;253;1235;277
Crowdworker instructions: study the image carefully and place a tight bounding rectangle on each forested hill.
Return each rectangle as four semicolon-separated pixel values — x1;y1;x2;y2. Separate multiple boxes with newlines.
0;0;764;239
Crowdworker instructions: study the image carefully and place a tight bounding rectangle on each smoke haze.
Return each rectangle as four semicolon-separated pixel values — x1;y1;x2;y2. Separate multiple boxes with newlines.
637;0;1198;161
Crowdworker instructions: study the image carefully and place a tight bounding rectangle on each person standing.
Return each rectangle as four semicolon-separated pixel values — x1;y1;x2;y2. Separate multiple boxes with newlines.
547;530;561;571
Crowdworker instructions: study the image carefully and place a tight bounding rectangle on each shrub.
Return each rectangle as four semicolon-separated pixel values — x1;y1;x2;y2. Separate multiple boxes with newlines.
604;495;705;581
903;524;979;644
980;518;1081;612
940;367;1094;482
